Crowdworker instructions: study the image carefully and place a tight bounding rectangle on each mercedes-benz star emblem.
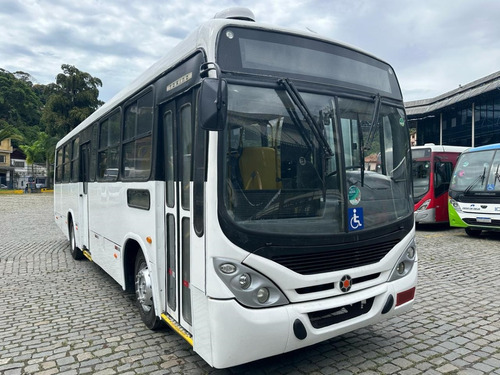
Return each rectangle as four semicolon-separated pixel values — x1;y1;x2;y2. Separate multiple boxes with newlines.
340;275;352;293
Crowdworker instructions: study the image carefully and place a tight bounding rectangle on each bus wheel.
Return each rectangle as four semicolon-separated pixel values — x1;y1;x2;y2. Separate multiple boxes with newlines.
69;221;84;260
134;252;162;330
465;228;482;237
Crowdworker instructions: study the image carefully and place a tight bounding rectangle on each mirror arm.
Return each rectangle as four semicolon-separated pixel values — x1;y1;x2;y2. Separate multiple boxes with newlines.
200;62;223;110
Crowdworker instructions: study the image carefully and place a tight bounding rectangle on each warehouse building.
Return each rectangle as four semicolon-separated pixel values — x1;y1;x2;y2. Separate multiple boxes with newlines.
405;71;500;147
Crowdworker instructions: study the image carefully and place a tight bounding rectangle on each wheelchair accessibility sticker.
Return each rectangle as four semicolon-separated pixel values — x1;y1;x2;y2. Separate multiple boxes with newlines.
348;207;364;231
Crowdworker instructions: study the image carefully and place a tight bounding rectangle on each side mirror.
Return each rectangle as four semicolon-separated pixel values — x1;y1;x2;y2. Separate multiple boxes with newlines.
198;78;227;131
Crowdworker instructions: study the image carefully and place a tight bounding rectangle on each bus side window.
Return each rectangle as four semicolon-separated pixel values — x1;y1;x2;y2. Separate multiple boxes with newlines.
89;123;98;182
122;90;153;180
98;111;121;181
63;143;71;183
71;137;79;182
56;148;63;183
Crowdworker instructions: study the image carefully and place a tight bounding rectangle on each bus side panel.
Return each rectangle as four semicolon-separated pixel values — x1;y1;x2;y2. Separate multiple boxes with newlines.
191;286;212;366
54;184;66;236
56;183;80;239
87;182;126;286
87;181;159;289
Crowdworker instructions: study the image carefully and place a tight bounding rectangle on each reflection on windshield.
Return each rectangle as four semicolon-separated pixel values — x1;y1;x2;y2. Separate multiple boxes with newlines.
223;84;412;235
412;160;431;201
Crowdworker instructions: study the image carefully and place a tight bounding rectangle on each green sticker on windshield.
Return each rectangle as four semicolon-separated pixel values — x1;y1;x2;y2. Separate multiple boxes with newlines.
399;118;405;127
348;186;361;205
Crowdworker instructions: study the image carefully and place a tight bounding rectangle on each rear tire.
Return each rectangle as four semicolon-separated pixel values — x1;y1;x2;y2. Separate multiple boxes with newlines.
134;252;163;330
465;227;482;237
69;221;84;260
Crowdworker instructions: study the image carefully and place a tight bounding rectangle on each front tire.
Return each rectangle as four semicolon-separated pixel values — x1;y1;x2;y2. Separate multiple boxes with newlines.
134;252;162;330
465;227;482;237
69;221;84;260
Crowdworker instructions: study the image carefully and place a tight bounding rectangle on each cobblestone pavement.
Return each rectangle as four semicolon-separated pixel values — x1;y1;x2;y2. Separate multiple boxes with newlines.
0;193;499;374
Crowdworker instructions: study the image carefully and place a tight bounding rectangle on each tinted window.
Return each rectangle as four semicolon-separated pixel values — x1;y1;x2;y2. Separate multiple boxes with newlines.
122;90;153;180
98;111;121;181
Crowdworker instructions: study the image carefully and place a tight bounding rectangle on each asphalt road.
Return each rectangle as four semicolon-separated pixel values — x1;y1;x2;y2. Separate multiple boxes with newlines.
0;193;499;374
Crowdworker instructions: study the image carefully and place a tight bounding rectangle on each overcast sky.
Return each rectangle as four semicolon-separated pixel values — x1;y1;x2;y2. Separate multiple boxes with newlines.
1;0;499;103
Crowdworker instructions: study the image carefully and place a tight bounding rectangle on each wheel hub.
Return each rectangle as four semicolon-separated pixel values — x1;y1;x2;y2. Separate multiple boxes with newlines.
135;266;153;312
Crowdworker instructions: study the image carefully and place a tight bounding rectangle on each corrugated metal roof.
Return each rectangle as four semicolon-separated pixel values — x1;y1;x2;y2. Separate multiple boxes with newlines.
405;71;500;117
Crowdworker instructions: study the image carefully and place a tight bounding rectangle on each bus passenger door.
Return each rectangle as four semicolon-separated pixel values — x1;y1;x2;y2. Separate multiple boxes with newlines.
161;95;193;333
433;159;453;222
79;142;91;250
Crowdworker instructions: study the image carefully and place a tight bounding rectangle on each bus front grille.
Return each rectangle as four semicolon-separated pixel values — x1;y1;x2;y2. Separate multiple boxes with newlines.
270;240;398;275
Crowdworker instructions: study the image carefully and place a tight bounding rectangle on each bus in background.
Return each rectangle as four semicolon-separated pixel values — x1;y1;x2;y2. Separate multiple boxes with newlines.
54;8;417;368
449;143;500;237
412;144;467;224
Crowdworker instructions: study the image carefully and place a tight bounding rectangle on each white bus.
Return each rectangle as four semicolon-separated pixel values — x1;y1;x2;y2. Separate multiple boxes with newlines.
54;8;417;368
449;143;500;236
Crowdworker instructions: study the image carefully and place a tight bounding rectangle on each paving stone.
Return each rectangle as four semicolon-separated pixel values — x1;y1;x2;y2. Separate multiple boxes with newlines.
1;194;500;374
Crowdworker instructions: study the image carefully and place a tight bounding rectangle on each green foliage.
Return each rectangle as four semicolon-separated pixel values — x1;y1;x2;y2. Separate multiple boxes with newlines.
41;64;103;138
0;65;103;171
0;69;42;129
0;122;24;143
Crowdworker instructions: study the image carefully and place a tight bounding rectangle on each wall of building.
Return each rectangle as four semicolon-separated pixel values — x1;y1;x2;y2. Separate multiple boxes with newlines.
0;138;14;187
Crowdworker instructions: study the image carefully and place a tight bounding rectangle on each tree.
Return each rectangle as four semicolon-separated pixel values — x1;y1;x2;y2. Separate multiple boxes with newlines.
41;64;103;138
19;141;43;177
38;132;58;188
0;122;24;143
18;131;57;185
0;69;43;132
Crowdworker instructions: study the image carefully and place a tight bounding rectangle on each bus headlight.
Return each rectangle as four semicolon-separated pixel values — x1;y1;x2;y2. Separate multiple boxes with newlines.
239;273;252;289
257;288;270;303
449;198;462;213
214;258;289;308
389;240;417;281
417;199;431;211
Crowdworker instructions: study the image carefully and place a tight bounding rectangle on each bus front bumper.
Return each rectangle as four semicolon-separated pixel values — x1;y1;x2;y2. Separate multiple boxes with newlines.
205;263;417;368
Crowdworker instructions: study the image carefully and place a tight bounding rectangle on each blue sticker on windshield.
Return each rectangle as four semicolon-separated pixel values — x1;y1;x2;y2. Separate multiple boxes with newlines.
348;207;364;231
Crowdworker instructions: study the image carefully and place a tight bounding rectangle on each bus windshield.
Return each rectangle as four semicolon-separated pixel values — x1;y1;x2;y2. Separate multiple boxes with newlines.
451;150;500;193
223;83;412;236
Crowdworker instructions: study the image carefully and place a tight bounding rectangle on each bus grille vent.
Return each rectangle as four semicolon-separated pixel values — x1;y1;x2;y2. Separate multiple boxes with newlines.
308;297;375;329
463;218;500;227
270;240;398;275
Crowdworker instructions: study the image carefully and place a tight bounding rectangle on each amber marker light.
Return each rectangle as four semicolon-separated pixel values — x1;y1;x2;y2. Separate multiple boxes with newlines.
146;236;153;244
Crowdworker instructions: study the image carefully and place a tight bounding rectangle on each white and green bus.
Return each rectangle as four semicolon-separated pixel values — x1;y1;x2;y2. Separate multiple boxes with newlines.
449;143;500;236
54;8;417;368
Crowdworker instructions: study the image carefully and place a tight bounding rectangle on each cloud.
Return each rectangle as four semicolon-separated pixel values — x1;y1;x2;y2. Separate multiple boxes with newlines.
1;0;499;103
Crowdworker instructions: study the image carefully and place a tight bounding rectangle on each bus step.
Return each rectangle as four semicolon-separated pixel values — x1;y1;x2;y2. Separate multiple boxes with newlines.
82;249;92;261
161;313;193;346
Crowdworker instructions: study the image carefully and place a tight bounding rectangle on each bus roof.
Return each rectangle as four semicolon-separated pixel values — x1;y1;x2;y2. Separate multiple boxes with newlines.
465;143;500;153
412;144;469;154
57;8;393;147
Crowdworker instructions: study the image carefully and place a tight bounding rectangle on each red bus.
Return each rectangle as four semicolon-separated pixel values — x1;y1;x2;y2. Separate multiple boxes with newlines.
412;145;467;224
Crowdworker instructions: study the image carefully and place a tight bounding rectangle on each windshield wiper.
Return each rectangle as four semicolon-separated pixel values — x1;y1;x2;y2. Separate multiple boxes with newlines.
364;93;381;152
494;164;500;187
278;78;333;157
464;167;486;194
360;93;381;187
